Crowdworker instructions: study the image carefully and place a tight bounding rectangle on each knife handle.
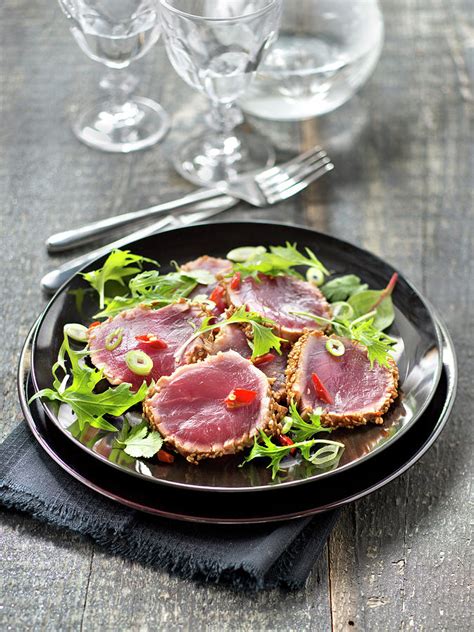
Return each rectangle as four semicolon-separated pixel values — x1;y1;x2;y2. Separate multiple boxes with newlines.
46;187;224;252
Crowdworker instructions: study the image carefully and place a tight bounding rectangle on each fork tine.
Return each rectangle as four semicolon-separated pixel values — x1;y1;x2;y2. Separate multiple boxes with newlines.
254;146;325;183
257;149;328;188
264;162;334;204
260;154;331;195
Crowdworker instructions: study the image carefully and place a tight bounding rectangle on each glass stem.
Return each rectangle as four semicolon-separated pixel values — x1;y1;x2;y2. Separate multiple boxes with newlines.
204;101;245;162
100;68;139;110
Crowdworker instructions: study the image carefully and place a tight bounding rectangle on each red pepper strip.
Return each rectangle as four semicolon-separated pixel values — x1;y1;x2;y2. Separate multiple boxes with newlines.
278;434;296;455
224;388;257;409
157;449;175;464
209;284;227;313
253;352;275;366
229;271;241;291
88;321;101;329
311;372;334;404
135;334;168;349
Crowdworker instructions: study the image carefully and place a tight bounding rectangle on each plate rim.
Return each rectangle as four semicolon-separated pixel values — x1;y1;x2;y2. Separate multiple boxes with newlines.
30;221;445;492
19;312;457;524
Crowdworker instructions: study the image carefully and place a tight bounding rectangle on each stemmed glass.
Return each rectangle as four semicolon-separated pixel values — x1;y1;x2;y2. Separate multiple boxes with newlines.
159;0;282;185
58;0;170;152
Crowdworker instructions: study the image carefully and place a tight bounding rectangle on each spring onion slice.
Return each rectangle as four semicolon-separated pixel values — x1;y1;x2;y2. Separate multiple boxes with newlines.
63;323;88;343
306;267;325;286
331;301;354;319
325;338;345;357
105;327;124;351
226;246;266;262
125;350;153;376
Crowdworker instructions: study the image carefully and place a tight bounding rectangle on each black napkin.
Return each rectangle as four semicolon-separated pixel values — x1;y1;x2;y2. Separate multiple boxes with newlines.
0;423;338;591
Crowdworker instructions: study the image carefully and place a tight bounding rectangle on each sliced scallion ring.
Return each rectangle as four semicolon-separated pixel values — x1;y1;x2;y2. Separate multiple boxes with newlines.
281;416;293;435
125;350;153;376
306;267;325;286
331;301;354;319
226;245;266;262
326;338;345;357
63;323;88;343
105;327;124;351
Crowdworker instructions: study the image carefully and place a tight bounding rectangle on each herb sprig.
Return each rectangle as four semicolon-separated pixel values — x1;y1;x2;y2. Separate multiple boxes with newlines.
114;419;163;458
241;430;344;480
83;250;158;309
29;334;147;432
284;401;333;442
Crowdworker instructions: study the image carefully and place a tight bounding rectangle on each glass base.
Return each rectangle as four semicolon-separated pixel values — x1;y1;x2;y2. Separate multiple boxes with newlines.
173;130;276;186
72;96;170;153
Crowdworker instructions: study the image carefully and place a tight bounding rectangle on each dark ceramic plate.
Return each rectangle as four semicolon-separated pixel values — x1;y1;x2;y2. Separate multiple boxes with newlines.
31;222;443;491
20;313;456;523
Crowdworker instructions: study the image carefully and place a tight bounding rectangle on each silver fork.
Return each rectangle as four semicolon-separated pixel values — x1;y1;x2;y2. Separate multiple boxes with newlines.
47;146;334;252
41;147;334;294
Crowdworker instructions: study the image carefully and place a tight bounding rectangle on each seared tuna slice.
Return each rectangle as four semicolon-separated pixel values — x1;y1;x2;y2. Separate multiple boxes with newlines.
287;331;398;428
88;302;208;391
181;255;232;304
207;324;289;402
144;350;281;462
227;273;331;341
181;255;232;278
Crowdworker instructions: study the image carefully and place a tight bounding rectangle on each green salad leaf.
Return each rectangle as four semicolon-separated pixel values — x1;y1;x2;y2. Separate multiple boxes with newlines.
284;401;333;442
241;431;344;480
114;419;163;458
29;334;148;432
234;242;328;279
83;249;158;309
336;317;397;369
320;274;368;302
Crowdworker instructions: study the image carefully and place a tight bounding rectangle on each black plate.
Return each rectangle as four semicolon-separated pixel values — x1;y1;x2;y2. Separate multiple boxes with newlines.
30;222;443;491
19;314;456;523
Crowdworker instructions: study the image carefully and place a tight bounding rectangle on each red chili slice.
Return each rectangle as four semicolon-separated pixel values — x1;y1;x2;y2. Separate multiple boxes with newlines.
88;321;101;330
278;434;296;455
224;388;257;409
135;334;168;349
311;372;334;404
157;449;175;464
209;285;227;313
229;271;241;291
253;352;275;366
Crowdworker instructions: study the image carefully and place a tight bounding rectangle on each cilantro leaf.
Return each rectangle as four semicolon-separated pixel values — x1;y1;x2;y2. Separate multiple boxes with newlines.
115;420;163;458
83;249;158;309
241;430;344;479
29;335;148;432
234;242;328;279
285;401;333;442
321;274;368;302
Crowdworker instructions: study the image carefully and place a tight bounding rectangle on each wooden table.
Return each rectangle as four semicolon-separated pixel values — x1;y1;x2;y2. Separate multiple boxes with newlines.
1;0;472;629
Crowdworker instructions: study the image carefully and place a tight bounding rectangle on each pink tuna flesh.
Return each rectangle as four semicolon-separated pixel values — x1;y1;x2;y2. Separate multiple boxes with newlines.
145;350;271;457
88;302;206;391
227;273;331;340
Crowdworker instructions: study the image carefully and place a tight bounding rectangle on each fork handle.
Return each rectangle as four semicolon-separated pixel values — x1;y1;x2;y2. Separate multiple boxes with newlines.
46;187;225;252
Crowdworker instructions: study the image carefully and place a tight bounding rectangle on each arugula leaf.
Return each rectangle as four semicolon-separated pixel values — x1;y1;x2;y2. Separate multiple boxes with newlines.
114;419;163;458
176;306;285;361
234;242;328;279
321;274;368;302
29;335;148;432
285;401;333;442
95;269;216;318
241;431;344;479
82;249;158;309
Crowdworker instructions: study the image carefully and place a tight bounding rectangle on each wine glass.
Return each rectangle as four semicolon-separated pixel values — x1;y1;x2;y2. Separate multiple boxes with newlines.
58;0;170;152
159;0;282;185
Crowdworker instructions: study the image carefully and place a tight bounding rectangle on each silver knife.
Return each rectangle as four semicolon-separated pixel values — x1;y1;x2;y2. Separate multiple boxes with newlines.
46;187;227;252
40;195;238;295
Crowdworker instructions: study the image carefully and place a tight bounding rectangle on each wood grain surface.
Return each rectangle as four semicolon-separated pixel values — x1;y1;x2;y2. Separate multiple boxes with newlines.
0;0;472;630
